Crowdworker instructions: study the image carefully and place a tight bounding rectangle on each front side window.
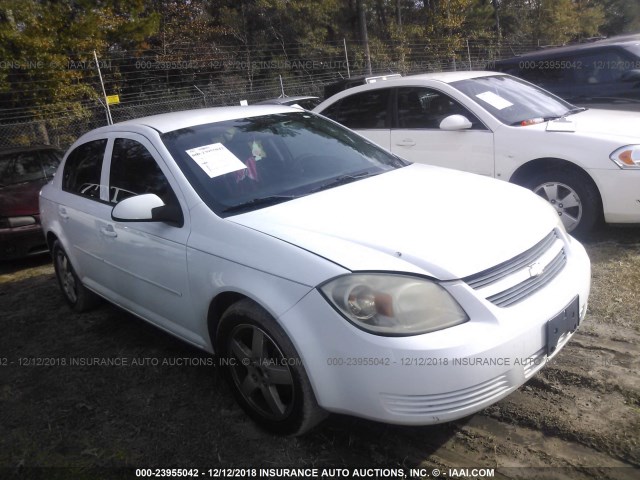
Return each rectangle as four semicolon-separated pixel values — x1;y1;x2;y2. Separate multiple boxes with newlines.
395;87;485;130
162;112;407;215
109;138;177;205
62;139;107;200
321;89;391;129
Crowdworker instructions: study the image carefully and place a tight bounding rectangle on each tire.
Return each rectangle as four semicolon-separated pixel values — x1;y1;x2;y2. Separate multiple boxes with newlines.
52;240;100;312
216;299;326;435
521;169;600;236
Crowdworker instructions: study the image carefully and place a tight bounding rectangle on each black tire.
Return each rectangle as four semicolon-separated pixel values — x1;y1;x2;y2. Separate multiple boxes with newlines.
216;299;326;435
52;240;100;312
521;169;601;236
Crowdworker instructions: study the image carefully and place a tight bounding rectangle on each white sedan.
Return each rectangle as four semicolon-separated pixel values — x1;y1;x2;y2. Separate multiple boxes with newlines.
40;106;590;435
314;71;640;235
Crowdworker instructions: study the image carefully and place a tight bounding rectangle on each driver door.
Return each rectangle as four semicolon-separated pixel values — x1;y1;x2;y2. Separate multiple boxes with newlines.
98;134;197;343
390;87;495;177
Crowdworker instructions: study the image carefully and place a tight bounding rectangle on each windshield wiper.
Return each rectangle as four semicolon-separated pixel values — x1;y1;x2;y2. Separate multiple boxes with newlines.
547;106;587;122
559;106;587;119
223;194;299;213
309;171;377;194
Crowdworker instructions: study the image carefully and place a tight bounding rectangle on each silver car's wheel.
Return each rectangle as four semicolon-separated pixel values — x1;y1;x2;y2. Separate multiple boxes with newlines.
228;324;294;421
522;169;600;236
55;248;78;303
52;240;99;312
533;181;582;233
217;299;326;435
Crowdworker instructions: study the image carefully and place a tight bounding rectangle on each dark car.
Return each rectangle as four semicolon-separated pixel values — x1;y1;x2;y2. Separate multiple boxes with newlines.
492;34;640;110
0;145;61;260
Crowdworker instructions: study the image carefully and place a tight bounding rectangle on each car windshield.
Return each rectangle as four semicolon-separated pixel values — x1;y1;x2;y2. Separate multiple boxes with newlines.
0;150;59;187
451;75;577;126
162;112;408;215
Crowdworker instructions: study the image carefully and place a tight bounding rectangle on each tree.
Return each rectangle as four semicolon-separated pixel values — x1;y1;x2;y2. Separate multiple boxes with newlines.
0;0;159;125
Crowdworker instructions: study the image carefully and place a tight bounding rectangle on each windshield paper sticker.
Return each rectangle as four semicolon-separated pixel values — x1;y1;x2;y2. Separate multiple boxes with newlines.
476;91;513;110
186;143;247;178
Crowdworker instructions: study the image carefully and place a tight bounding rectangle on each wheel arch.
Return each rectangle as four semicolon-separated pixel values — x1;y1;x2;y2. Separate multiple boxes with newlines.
206;291;251;351
509;157;603;214
45;231;59;253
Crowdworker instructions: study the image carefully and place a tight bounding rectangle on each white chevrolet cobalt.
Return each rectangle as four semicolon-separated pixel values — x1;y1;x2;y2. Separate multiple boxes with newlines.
40;106;591;435
314;72;640;235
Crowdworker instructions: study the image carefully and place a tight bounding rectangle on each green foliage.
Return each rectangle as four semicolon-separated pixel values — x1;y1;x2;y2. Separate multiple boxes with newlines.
0;0;159;122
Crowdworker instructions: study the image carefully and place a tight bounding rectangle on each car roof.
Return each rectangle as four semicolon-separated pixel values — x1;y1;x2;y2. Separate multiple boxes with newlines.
90;105;300;135
255;96;319;105
314;71;503;109
495;34;640;62
392;71;499;83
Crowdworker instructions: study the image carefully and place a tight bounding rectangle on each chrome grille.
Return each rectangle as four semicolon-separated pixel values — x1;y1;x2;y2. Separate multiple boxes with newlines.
464;230;567;308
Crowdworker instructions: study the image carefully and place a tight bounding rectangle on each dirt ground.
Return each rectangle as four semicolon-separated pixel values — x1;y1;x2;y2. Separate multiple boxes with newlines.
0;226;638;480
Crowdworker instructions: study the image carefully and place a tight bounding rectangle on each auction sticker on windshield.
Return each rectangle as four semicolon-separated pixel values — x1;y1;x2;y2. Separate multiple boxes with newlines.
186;143;246;178
475;91;513;110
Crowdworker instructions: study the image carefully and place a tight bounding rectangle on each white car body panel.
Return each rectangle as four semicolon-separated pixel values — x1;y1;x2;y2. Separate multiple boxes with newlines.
231;164;556;279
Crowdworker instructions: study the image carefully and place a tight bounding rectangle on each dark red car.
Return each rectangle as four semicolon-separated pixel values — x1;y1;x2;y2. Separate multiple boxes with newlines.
0;145;61;260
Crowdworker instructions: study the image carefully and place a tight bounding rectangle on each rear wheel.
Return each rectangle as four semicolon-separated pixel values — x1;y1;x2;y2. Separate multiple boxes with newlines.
522;169;600;235
52;240;99;312
216;299;326;435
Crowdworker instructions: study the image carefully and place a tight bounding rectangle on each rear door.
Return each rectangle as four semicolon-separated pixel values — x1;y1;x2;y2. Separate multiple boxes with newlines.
58;138;111;286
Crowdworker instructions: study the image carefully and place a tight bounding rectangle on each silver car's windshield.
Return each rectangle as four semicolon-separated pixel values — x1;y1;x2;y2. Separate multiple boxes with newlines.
162;112;408;215
451;75;577;126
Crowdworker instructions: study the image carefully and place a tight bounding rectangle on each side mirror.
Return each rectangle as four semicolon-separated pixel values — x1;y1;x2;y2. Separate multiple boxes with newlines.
111;193;183;226
621;69;640;82
439;114;473;131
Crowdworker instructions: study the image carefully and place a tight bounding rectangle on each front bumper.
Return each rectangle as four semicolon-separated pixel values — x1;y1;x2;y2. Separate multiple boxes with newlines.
278;235;591;425
591;168;640;224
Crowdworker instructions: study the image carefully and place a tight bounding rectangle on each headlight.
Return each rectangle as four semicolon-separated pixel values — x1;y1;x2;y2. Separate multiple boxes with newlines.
319;273;468;336
610;145;640;169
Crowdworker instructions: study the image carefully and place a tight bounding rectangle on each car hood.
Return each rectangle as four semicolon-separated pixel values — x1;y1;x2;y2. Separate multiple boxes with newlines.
552;109;640;140
229;164;557;280
0;179;46;217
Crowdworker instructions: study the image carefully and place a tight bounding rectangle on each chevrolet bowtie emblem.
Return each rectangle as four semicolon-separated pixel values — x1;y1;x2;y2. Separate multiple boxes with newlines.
528;261;545;278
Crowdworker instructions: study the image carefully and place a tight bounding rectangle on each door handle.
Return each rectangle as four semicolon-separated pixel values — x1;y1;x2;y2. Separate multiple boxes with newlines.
100;226;117;238
395;139;416;147
58;206;69;219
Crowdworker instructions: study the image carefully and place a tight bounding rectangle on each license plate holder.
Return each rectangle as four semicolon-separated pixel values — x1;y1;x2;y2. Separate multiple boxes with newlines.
546;296;579;356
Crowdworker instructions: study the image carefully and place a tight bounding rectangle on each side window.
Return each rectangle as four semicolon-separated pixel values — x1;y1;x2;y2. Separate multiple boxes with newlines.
109;138;177;206
574;49;632;84
322;89;390;129
396;87;485;130
62;139;107;200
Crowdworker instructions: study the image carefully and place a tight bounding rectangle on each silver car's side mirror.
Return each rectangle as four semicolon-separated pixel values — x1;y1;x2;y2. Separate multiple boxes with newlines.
111;193;183;227
439;114;473;131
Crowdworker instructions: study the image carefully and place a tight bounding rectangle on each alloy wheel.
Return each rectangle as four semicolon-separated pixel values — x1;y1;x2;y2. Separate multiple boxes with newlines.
227;324;295;421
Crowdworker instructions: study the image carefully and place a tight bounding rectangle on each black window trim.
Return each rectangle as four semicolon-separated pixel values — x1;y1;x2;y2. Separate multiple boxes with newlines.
389;86;491;132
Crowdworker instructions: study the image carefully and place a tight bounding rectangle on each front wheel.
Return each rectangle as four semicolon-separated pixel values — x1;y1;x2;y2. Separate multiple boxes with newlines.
522;170;600;235
216;299;326;435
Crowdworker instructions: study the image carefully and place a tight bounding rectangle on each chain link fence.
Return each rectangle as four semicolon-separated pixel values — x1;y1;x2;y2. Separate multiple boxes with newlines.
0;39;539;151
